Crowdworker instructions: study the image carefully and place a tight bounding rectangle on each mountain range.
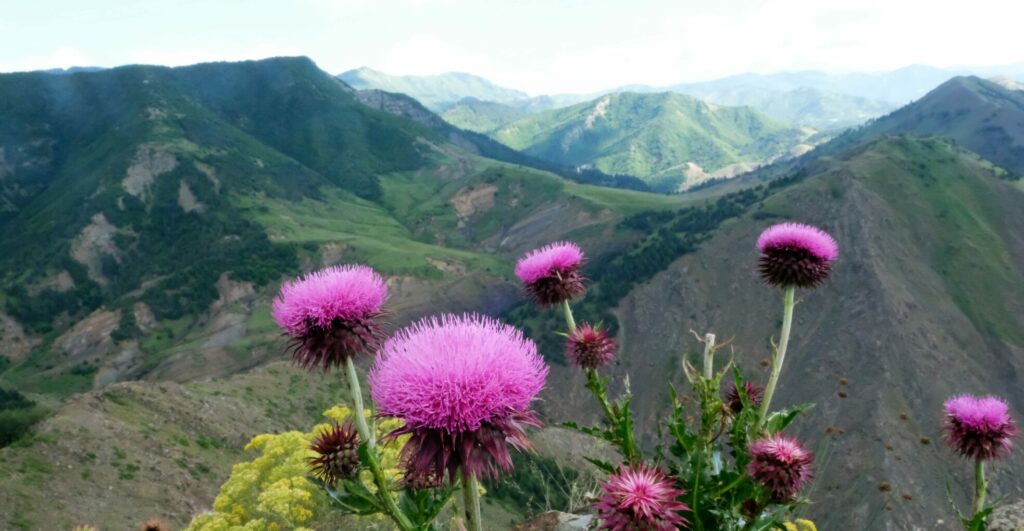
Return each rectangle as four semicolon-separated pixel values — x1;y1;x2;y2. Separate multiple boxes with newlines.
0;58;1022;530
489;91;815;191
342;62;1024;131
338;67;529;109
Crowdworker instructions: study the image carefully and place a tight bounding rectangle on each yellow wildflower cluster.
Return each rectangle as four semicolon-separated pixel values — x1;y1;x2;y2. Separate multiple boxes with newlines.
186;406;407;531
784;519;817;531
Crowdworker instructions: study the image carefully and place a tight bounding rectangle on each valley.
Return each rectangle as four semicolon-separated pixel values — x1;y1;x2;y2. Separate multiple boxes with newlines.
0;56;1022;530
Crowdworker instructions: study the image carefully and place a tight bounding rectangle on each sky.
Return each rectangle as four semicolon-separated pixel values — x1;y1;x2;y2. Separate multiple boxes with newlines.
2;0;1023;95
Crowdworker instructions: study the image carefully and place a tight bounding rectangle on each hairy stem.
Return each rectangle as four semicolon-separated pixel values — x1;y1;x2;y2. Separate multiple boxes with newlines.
344;357;415;531
972;458;987;519
756;285;796;432
463;470;483;531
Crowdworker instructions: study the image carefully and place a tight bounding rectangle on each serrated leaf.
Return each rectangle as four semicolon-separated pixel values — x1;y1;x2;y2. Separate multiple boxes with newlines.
764;403;814;434
584;456;617;474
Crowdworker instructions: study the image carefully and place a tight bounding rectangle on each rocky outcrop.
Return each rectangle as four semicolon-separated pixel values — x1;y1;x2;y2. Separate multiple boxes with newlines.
992;500;1024;531
515;511;595;531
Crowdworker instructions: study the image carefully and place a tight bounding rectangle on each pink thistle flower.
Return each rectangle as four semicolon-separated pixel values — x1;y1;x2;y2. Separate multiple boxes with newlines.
756;223;838;288
747;434;814;501
271;265;388;370
943;394;1016;460
514;242;586;307
309;422;361;486
725;381;765;414
566;322;616;370
368;313;548;482
596;463;690;530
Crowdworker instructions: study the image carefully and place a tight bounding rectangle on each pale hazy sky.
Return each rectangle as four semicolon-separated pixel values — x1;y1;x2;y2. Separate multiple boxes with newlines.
3;0;1022;94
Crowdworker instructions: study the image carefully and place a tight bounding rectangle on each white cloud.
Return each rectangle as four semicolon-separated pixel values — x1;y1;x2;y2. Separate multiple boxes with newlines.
379;34;495;77
0;47;94;72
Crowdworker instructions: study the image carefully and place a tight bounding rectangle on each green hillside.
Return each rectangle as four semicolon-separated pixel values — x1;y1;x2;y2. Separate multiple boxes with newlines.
440;97;528;133
853;76;1024;174
337;67;528;110
491;92;812;191
0;57;694;398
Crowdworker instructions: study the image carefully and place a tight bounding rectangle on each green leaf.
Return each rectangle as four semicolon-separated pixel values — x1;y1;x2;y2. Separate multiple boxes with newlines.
764;403;815;434
583;456;617;474
311;476;383;515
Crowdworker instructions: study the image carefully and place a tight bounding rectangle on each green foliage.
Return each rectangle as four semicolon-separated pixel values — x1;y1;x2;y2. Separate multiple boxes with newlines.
0;388;46;447
440;98;528;133
483;453;585;516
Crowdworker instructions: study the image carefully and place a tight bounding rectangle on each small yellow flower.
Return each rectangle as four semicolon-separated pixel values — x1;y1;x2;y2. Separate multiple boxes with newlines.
186;405;410;530
784;519;817;531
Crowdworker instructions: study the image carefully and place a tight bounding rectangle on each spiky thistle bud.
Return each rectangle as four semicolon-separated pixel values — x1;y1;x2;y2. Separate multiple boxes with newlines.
310;422;362;486
595;463;690;530
566;322;616;370
138;520;170;531
748;434;814;502
725;381;764;414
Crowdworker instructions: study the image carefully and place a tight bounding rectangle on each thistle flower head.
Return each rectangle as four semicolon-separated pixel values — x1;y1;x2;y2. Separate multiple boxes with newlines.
748;434;814;501
596;463;690;530
138;520;170;531
566;322;616;370
943;394;1016;460
369;313;548;481
757;223;838;288
725;381;765;414
515;242;586;307
272;265;388;369
310;422;362;486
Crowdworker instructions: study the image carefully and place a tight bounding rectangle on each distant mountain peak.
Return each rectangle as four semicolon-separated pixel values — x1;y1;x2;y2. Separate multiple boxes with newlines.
337;68;528;110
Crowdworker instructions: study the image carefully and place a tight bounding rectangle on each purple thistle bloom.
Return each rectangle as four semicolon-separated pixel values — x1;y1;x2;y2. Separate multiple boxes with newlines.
748;434;814;501
272;265;388;370
943;394;1016;460
756;223;838;289
514;242;586;307
725;381;765;414
368;313;548;482
595;464;690;531
566;322;616;370
309;422;362;487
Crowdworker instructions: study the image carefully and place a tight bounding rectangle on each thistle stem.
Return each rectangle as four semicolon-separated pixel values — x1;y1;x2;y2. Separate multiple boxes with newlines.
343;356;415;531
463;470;483;531
561;299;577;332
756;285;796;433
564;300;638;462
972;458;987;519
701;332;716;381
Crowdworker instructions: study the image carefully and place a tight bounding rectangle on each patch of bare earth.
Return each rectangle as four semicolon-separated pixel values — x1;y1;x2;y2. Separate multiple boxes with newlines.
70;213;123;284
121;144;177;199
177;180;205;213
55;308;120;367
0;312;40;363
450;184;497;227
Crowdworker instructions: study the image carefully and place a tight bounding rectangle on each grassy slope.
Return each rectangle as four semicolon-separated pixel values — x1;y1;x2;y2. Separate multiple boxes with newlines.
492;92;808;191
439;98;529;133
